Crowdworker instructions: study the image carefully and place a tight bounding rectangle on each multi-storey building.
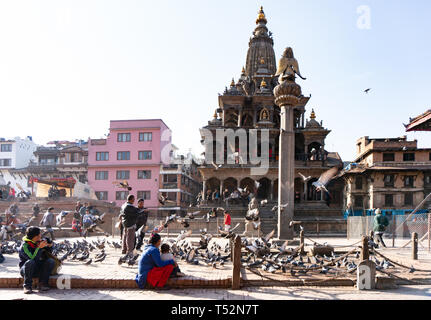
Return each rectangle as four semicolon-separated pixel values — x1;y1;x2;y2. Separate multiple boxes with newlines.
159;147;202;216
0;136;37;169
88;119;171;207
343;136;431;214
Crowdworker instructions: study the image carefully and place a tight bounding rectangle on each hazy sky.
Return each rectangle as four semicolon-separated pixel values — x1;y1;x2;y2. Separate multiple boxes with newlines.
1;0;430;161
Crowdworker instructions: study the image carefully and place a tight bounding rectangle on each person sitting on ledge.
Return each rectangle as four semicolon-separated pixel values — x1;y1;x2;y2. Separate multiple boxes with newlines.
18;226;55;294
135;233;176;290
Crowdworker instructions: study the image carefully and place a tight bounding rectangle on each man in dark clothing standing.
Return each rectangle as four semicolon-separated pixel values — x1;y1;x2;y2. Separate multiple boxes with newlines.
373;208;389;248
19;227;55;294
118;195;139;263
135;198;149;251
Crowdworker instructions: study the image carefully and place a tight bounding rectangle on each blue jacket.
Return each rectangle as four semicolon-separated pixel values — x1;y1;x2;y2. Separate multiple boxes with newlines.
135;244;174;289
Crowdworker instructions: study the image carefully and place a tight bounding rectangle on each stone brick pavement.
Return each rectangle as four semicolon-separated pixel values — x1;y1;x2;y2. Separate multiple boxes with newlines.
2;285;431;300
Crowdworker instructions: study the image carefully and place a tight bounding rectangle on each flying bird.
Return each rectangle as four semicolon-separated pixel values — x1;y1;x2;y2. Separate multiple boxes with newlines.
211;161;222;170
312;165;343;195
364;88;371;94
298;172;312;182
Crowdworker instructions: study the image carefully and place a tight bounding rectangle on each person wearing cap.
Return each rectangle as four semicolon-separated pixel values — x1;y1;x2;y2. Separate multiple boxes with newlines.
373;208;389;248
135;233;176;290
18;226;55;294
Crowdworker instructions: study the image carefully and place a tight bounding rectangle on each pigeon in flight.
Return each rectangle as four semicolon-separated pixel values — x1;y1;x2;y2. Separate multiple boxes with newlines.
298;172;312;182
364;88;371;94
211;161;222;170
312;165;343;195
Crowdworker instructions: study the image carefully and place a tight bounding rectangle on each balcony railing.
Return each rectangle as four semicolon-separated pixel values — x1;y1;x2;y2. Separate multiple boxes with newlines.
162;182;178;189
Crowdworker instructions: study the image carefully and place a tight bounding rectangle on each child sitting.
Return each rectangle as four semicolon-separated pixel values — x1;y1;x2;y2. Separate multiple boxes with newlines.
160;243;185;277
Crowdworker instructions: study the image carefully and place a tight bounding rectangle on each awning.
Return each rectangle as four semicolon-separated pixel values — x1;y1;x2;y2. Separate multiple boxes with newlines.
30;177;76;188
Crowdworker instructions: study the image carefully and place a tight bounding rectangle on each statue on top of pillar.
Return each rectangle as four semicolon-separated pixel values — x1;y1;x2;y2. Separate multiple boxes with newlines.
275;47;307;83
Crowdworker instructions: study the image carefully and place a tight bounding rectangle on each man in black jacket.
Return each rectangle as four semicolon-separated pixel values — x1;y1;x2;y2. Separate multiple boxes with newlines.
135;198;149;251
118;194;139;263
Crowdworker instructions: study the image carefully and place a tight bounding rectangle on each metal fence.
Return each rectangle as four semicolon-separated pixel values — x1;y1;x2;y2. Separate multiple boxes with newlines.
347;213;431;249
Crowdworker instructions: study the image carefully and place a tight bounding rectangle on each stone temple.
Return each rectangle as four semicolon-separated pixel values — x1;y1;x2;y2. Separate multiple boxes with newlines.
197;7;346;235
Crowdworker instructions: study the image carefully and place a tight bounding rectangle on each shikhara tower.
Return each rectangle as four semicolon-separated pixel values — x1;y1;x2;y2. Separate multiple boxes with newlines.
198;7;345;236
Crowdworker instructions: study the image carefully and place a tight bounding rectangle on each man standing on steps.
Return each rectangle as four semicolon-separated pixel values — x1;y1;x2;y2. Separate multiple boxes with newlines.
135;198;149;251
39;207;55;240
118;194;139;264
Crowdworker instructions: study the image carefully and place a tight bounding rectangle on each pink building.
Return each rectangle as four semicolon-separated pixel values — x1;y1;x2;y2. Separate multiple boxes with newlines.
88;119;172;208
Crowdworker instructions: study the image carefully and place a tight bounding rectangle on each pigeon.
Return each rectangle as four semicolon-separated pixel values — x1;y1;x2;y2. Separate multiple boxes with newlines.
211;161;222;170
298;172;312;182
260;199;268;206
312;165;343;195
409;267;416;273
364;88;371;94
84;259;92;265
271;203;288;212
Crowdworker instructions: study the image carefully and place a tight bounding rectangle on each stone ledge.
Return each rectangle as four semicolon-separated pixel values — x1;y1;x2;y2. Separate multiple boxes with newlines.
0;276;232;289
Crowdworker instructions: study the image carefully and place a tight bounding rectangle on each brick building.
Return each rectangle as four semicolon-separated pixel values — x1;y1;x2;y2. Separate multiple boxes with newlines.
88;119;172;208
343;136;431;215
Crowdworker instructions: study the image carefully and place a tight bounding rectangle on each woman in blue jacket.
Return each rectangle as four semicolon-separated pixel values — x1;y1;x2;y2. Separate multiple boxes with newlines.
135;232;176;289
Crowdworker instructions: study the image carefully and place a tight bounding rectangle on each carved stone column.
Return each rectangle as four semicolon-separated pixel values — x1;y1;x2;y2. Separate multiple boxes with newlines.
274;79;303;240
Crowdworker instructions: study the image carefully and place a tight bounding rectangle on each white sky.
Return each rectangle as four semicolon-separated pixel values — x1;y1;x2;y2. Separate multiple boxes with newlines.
1;0;430;160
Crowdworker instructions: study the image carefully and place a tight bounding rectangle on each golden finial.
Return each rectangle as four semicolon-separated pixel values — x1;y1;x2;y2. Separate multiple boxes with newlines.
260;57;265;65
260;78;267;87
241;66;245;74
256;6;267;24
213;110;218;119
230;78;235;87
310;109;316;119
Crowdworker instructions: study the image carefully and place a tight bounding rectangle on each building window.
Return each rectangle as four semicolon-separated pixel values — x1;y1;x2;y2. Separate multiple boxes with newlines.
425;175;431;186
137;191;151;200
0;144;12;152
383;153;395;162
404;193;413;206
39;157;56;165
95;191;108;201
116;191;128;200
116;170;130;180
139;132;152;142
0;159;11;166
385;194;394;206
117;151;130;160
117;133;131;142
138;151;152;160
96;152;109;161
355;177;363;190
95;171;108;180
384;174;394;187
429;153;431;161
354;195;363;208
403;153;415;161
404;176;414;188
137;170;151;179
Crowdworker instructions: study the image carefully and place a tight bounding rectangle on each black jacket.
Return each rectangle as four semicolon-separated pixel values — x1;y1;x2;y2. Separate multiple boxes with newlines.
120;202;139;228
136;208;149;229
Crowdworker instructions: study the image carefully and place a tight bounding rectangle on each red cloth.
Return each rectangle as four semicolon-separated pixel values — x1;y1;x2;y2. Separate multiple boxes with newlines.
146;264;174;288
224;214;231;226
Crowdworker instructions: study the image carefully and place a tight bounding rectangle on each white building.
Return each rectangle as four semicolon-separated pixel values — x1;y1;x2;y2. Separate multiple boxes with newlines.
0;136;37;169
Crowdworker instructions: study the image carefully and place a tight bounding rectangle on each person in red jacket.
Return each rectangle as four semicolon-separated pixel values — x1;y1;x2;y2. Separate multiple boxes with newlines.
224;211;231;232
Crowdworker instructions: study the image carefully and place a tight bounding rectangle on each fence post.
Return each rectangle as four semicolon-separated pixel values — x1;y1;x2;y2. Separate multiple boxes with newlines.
316;223;319;238
360;236;369;261
412;232;418;260
299;230;305;255
232;235;242;290
428;213;430;252
392;215;395;248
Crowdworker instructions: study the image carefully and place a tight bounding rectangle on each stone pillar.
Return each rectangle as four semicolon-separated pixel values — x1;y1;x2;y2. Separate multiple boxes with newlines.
277;105;296;239
303;181;307;201
237;109;242;127
220;180;223;196
273;48;308;240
